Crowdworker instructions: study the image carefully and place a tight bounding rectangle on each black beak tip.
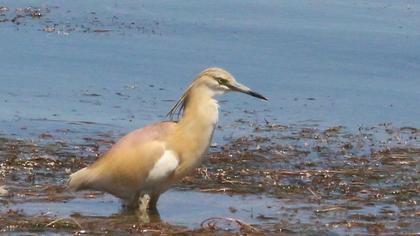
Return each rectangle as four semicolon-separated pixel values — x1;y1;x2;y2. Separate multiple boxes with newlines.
248;90;268;101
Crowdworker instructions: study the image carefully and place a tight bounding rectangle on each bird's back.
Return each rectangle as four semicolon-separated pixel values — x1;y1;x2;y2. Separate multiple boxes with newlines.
68;121;177;200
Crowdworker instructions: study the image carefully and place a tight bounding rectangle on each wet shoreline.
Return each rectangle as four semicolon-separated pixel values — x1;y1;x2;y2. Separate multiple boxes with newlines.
1;121;419;234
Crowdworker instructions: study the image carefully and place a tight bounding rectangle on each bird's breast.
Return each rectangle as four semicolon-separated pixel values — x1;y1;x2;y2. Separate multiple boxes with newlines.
168;98;219;177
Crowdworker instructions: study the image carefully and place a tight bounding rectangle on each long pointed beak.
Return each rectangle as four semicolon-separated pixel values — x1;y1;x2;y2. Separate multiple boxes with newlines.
228;82;268;101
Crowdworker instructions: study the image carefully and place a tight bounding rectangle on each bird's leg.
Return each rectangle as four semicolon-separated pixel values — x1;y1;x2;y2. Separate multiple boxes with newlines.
148;193;160;212
136;192;151;222
138;192;151;213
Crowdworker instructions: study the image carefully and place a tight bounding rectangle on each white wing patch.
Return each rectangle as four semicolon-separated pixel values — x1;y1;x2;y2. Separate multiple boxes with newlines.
146;150;179;182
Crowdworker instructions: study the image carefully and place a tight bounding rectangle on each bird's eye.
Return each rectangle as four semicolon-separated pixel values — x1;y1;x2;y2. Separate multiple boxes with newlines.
216;77;227;85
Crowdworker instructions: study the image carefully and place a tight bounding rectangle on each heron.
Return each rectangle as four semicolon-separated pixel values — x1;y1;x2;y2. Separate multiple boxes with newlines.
68;67;267;215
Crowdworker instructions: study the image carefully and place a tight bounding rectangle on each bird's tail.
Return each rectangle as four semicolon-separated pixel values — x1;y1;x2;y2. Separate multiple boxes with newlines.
67;167;91;191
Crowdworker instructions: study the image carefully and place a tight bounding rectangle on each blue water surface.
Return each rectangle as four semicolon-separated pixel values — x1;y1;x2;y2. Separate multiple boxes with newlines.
0;0;419;140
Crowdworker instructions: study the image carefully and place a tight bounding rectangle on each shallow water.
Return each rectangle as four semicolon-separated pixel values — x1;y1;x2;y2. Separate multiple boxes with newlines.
1;0;420;136
1;0;420;234
9;191;281;228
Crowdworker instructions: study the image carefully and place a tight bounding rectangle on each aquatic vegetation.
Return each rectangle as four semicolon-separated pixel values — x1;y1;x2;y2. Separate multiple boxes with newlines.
0;123;418;234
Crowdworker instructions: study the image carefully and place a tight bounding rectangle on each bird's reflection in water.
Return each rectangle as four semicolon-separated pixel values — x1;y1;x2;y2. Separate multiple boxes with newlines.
119;208;162;224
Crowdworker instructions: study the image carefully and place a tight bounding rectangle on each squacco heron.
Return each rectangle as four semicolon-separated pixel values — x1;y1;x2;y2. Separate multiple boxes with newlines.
68;67;267;212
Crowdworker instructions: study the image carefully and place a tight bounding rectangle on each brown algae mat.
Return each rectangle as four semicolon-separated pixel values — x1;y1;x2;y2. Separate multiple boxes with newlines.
0;122;419;235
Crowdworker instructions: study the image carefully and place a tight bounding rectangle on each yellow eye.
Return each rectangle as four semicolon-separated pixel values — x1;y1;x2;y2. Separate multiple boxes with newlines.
216;77;227;85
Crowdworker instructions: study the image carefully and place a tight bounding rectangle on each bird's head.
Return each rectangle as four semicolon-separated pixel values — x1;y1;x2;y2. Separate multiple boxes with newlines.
196;67;268;100
168;67;267;120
